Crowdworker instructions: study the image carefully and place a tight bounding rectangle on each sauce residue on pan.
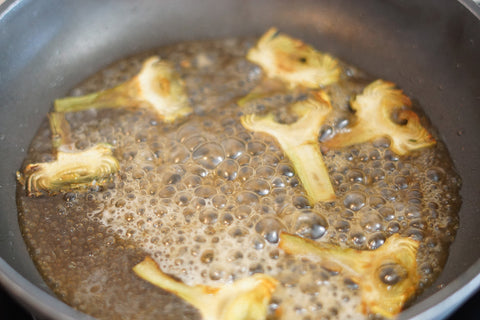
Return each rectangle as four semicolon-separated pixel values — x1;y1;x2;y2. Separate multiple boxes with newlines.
17;34;461;320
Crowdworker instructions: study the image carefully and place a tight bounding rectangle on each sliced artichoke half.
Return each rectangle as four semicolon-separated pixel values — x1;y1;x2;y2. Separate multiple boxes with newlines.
279;232;420;318
133;256;278;320
17;143;119;197
55;56;192;123
324;80;436;155
241;91;335;204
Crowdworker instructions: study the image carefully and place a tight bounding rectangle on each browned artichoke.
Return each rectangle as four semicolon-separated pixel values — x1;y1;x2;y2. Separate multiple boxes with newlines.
279;233;420;318
55;56;192;123
133;256;278;320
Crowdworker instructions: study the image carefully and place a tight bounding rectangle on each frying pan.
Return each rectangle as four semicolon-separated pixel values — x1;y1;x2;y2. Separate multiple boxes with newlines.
0;0;479;319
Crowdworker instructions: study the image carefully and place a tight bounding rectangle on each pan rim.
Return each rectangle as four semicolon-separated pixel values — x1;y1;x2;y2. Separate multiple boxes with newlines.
0;0;479;319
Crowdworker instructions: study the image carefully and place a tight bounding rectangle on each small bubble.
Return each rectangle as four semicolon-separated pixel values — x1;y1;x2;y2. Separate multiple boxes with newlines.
192;197;206;209
176;123;201;142
255;217;286;243
216;159;239;180
346;169;365;183
236;191;258;206
192;142;225;169
405;227;424;241
384;161;396;172
262;152;280;166
184;175;202;188
379;206;395;221
228;251;244;262
221;213;234;226
200;250;214;264
378;263;406;285
293;196;310;209
249;263;264;274
405;205;422;219
367;233;385;249
221;137;245;159
175;192;191;206
195;186;217;198
212;195;227;209
209;266;224;281
336;118;349;129
271;177;285;188
229;226;249;238
168;144;190;164
236;154;251;166
278;164;295;177
166;173;182;185
394;176;409;190
244;178;271;196
420;263;433;275
359;211;383;233
351;232;366;247
371;168;385;181
343;192;366;211
237;166;254;182
158;186;176;198
294;211;328;240
182;208;195;222
194;235;206;243
318;126;333;142
199;209;218;225
253;235;266;249
426;167;444;182
247;141;266;156
220;181;235;195
115;199;127;208
369;196;386;208
256;166;275;179
183;135;207;151
234;205;252;220
334;220;350;233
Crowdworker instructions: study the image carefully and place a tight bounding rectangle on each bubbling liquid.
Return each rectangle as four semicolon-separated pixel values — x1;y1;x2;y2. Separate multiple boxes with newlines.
17;37;461;320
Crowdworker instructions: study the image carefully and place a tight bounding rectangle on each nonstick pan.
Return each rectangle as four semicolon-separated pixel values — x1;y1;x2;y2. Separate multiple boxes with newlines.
0;0;479;319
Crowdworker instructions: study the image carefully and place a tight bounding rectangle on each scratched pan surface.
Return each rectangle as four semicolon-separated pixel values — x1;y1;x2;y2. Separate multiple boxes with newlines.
0;0;479;319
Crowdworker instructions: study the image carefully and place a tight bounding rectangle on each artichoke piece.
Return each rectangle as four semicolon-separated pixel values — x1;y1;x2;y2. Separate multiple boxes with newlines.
55;56;192;123
237;77;290;107
241;91;335;203
247;27;341;89
133;256;278;320
324;80;436;155
278;233;420;318
17;143;119;197
48;112;73;150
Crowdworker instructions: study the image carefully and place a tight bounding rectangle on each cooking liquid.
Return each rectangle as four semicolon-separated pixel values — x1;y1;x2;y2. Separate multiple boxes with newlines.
17;37;461;320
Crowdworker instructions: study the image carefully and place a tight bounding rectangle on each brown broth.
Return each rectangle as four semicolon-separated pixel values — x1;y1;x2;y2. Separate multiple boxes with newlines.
17;37;461;319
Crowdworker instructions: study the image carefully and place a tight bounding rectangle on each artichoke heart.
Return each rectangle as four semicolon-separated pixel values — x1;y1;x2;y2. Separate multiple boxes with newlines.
133;256;278;320
279;233;420;318
17;143;119;197
55;56;192;123
247;27;341;88
241;91;335;204
324;80;436;155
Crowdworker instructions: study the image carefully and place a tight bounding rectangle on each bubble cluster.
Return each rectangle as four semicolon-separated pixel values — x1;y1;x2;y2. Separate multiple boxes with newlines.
17;36;461;320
